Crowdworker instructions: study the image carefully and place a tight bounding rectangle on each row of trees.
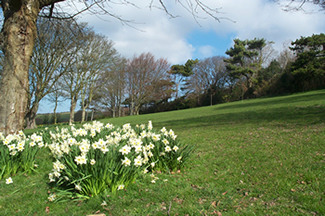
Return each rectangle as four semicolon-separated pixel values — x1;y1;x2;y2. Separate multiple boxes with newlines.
0;0;324;135
164;33;324;111
16;18;173;128
1;16;323;129
0;0;224;135
0;0;324;133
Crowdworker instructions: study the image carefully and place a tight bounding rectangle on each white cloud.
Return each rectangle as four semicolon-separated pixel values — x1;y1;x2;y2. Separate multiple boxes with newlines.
79;2;195;64
198;45;216;58
74;0;325;64
212;0;325;50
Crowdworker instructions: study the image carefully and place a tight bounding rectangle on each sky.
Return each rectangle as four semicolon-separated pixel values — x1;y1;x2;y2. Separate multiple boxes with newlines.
37;0;325;113
77;0;325;64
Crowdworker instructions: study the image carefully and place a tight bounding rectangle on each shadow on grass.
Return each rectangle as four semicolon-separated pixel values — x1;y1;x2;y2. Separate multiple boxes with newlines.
214;90;325;112
162;105;325;129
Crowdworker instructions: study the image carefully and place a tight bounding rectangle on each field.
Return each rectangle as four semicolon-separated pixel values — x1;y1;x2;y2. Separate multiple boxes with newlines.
1;90;325;215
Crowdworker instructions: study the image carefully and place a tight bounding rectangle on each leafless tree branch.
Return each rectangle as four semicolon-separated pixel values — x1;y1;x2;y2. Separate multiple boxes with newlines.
278;0;325;12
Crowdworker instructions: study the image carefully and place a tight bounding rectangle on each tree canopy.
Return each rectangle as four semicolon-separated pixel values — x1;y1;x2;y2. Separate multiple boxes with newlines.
224;38;267;94
289;33;325;90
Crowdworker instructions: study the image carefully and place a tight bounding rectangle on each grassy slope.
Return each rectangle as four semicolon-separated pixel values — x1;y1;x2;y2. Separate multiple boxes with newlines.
1;90;325;215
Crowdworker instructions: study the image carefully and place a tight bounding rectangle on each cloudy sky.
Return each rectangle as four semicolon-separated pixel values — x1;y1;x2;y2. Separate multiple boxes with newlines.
74;0;325;65
38;0;325;113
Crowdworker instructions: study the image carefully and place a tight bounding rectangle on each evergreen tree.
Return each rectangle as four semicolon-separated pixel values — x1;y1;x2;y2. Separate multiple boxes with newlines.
290;33;325;91
224;38;267;97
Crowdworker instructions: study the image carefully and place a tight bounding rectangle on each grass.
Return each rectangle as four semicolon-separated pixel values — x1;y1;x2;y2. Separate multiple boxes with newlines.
1;90;325;215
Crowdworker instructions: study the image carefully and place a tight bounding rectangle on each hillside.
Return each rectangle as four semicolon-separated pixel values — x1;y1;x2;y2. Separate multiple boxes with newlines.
104;89;325;128
1;90;325;215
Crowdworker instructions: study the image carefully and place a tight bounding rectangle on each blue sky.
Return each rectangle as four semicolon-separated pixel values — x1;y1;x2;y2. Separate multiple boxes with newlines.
37;0;325;113
187;30;236;59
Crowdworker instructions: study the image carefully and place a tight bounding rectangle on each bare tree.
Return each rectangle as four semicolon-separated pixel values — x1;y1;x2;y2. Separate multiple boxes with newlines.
79;33;118;123
0;0;221;135
279;0;325;11
92;57;127;118
277;43;296;71
25;18;77;129
60;27;118;124
126;53;170;115
47;82;65;124
187;56;228;105
59;23;89;125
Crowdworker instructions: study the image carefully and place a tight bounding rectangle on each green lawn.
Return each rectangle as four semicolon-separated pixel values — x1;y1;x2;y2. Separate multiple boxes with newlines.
1;90;325;215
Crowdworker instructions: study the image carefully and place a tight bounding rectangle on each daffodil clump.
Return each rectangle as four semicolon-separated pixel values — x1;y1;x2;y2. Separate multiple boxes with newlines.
134;121;193;172
0;131;44;180
44;121;192;201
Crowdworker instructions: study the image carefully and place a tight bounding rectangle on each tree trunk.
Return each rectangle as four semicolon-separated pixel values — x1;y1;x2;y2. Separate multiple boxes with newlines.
81;100;90;123
130;101;134;116
25;101;39;129
0;1;40;135
53;98;58;124
91;109;94;121
69;98;77;125
80;92;86;123
175;82;179;99
118;104;122;117
210;93;213;106
134;105;140;115
81;107;86;123
111;100;116;118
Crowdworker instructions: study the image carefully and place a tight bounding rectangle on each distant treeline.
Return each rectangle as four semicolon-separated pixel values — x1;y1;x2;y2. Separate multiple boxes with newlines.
22;17;324;127
35;110;110;125
141;34;325;114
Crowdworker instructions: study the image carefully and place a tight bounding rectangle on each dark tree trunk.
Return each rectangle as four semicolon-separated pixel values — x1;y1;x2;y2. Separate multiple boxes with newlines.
210;93;213;106
25;101;39;129
118;104;122;117
85;110;88;122
0;0;40;135
130;101;135;116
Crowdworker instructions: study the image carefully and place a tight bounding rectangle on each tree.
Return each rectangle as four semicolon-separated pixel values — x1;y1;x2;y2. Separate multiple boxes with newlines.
258;59;282;82
281;0;325;11
0;0;42;134
25;18;77;129
92;57;127;118
79;33;118;123
277;44;296;71
60;26;117;125
126;53;170;115
169;59;198;99
0;0;221;135
224;38;267;98
289;33;325;90
47;82;65;124
186;56;228;106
